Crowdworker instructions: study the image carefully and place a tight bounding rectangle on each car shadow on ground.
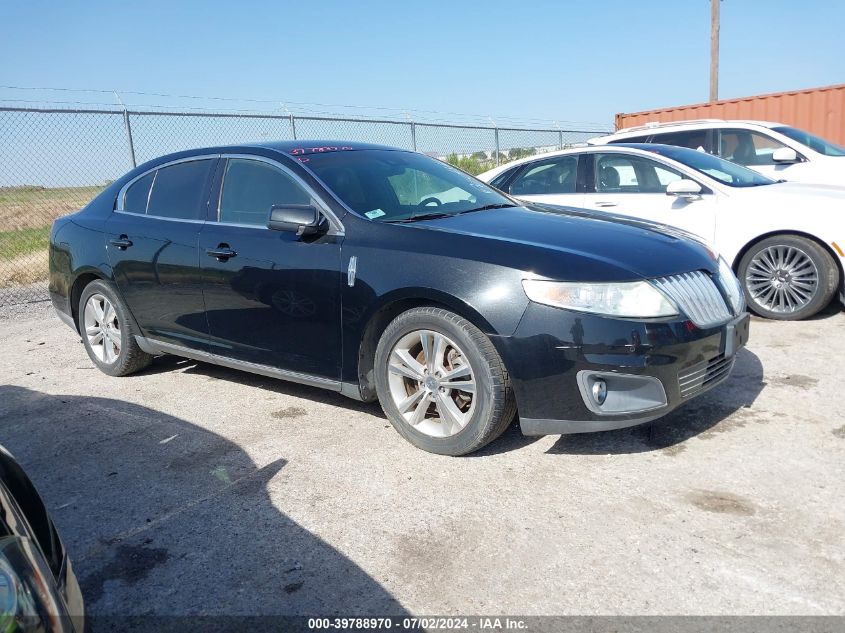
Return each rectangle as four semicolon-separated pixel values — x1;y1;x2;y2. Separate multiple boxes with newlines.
138;354;387;418
0;386;408;631
135;347;766;459
546;347;766;456
797;298;844;321
140;356;549;457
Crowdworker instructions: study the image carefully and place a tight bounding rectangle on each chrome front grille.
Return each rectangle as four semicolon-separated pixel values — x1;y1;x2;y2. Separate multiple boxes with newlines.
678;353;735;399
652;271;732;328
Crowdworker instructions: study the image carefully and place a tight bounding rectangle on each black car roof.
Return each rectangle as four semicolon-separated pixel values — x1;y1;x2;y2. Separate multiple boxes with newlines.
131;140;408;174
242;140;403;155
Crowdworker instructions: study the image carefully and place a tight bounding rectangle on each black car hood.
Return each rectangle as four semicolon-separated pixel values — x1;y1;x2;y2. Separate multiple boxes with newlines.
416;204;718;280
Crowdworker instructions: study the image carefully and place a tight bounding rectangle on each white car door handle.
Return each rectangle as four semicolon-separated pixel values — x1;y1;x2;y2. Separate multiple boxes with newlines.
594;201;617;208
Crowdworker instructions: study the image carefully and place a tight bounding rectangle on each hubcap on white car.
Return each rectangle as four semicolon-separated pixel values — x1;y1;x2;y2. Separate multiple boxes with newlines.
745;245;819;314
84;294;122;364
387;329;476;438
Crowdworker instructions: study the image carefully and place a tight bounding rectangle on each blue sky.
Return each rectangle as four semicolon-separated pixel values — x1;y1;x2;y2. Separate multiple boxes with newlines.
1;0;844;127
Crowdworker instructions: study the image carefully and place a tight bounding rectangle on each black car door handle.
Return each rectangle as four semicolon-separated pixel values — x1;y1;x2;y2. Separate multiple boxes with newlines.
206;246;237;261
109;236;133;250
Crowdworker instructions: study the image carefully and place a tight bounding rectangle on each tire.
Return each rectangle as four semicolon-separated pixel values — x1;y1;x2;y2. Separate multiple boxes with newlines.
738;235;839;321
78;279;153;376
374;306;516;456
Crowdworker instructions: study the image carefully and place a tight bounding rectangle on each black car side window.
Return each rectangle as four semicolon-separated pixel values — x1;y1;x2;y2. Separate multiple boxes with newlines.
146;159;215;220
219;159;312;226
122;171;155;214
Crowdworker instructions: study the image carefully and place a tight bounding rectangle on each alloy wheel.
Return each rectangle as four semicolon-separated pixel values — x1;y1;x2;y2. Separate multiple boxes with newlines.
745;245;819;314
83;293;122;364
387;329;476;438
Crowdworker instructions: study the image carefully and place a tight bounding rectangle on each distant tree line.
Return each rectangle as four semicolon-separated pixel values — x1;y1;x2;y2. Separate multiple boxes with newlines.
445;147;538;175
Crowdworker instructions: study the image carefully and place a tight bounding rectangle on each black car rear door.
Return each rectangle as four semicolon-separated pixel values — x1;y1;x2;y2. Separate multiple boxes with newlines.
105;156;218;351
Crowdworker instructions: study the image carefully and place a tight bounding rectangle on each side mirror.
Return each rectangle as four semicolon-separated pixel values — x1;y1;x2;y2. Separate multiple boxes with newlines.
267;204;322;235
666;179;702;198
772;147;799;163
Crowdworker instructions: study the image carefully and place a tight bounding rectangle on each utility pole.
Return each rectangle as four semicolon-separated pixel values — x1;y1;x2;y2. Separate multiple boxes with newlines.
710;0;720;102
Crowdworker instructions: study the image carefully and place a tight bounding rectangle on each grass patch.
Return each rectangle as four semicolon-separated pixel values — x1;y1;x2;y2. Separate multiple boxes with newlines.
0;184;104;288
0;226;50;287
0;185;104;232
0;250;48;288
0;225;50;261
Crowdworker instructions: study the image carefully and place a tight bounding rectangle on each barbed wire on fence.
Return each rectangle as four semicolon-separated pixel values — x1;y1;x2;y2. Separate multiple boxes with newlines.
0;105;609;306
0;85;612;130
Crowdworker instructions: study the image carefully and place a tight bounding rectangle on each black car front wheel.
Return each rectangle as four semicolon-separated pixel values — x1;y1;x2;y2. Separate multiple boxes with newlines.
79;279;153;376
374;306;516;455
738;235;839;320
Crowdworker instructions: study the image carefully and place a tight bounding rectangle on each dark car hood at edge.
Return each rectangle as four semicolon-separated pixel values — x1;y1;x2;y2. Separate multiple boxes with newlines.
412;204;718;280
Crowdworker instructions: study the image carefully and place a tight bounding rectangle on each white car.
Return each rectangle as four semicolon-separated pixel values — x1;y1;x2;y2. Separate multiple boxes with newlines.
478;143;844;320
589;120;844;186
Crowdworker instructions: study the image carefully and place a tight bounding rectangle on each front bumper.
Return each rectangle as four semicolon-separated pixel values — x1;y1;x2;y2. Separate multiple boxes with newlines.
495;303;750;436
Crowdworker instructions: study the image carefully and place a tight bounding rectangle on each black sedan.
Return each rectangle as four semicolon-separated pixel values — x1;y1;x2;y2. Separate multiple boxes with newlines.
0;445;83;631
49;142;749;455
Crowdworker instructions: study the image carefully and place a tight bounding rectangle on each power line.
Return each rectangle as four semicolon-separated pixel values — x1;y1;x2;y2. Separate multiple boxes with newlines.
0;84;611;129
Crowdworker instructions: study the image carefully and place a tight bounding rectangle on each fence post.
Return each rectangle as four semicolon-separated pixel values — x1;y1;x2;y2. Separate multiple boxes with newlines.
122;109;137;168
290;114;297;140
558;130;563;150
410;122;417;151
494;128;500;166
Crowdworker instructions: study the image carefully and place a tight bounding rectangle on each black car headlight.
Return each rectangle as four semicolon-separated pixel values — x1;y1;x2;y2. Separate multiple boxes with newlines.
0;536;73;632
522;279;679;318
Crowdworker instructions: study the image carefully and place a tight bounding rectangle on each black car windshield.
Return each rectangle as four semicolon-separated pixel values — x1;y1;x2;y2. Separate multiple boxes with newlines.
301;149;515;222
629;143;777;187
771;126;845;157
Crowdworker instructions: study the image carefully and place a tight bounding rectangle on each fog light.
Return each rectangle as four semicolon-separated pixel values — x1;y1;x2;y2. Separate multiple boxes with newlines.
591;380;608;406
577;371;667;415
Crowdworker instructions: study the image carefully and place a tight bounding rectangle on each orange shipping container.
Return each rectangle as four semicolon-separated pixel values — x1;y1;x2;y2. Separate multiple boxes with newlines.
615;83;845;147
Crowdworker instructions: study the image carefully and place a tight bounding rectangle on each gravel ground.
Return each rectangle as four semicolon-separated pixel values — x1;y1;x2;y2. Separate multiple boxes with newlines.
0;300;843;621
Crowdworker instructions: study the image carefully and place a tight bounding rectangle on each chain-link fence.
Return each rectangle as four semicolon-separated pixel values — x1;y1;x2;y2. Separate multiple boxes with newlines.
0;105;608;306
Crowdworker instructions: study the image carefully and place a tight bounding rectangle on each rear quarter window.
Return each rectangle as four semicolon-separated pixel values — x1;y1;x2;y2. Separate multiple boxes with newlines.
122;171;155;214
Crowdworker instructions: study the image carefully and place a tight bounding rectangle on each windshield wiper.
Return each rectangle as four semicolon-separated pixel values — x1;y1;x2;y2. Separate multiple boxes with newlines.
385;203;517;224
386;211;456;224
457;203;517;214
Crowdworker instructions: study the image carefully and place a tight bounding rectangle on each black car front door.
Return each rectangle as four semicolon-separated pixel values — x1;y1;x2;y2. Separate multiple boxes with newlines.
199;157;343;380
105;157;217;350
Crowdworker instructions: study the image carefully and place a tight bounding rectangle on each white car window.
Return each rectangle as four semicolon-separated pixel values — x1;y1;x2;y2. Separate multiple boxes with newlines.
594;154;684;193
510;156;577;195
656;167;684;186
772;125;845;156
650;129;710;152
718;129;788;166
